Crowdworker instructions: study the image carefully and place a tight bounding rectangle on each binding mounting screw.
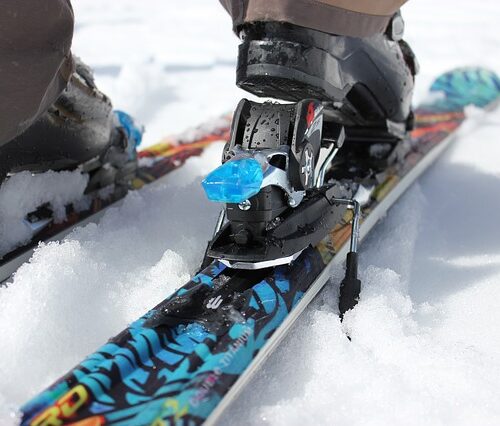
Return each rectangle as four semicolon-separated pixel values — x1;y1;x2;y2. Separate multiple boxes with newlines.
238;200;252;211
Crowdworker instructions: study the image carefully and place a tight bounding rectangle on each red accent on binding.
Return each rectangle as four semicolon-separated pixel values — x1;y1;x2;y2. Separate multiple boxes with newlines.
306;102;315;128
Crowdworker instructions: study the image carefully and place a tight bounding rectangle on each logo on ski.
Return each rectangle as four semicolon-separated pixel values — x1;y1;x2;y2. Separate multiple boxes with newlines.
206;295;223;310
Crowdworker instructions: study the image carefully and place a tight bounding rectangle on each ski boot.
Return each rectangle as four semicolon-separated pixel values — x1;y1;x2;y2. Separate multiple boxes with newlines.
238;14;418;178
201;14;418;317
0;58;142;257
0;57;141;192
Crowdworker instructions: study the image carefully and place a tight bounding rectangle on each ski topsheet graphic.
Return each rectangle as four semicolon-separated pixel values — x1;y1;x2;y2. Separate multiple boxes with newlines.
20;68;500;426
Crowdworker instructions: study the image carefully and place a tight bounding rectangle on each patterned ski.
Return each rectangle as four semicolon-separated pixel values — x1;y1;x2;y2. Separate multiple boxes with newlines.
20;68;500;426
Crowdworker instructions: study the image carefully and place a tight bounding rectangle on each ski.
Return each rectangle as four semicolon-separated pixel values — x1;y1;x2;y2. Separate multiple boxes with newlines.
0;117;231;284
20;68;500;426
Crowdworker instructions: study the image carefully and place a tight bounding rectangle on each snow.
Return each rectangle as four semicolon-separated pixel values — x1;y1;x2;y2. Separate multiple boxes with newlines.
0;170;88;257
224;179;500;425
1;0;500;425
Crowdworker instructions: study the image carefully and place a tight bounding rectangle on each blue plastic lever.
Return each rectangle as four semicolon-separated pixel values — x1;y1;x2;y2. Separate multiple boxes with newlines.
202;158;264;203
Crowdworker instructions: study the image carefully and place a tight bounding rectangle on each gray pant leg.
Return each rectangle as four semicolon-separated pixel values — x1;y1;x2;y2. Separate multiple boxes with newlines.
0;0;74;147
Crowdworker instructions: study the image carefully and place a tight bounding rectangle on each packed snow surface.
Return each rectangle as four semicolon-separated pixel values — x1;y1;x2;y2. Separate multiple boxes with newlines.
0;171;88;257
1;0;500;425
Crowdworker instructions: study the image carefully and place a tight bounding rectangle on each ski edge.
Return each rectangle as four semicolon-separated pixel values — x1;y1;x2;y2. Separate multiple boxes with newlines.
204;122;461;426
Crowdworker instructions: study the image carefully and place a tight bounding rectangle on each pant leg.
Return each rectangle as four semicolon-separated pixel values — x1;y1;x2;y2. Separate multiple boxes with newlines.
0;0;74;147
219;0;408;37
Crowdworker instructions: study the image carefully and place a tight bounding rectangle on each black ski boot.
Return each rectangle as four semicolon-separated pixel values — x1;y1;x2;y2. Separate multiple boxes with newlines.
0;58;141;194
237;14;418;139
202;14;418;317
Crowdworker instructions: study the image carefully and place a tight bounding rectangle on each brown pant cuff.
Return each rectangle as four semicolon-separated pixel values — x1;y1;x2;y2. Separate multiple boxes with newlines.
220;0;397;37
0;0;74;146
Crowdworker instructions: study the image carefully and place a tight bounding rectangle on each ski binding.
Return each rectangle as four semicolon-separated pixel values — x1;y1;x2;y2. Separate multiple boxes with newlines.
202;99;361;274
